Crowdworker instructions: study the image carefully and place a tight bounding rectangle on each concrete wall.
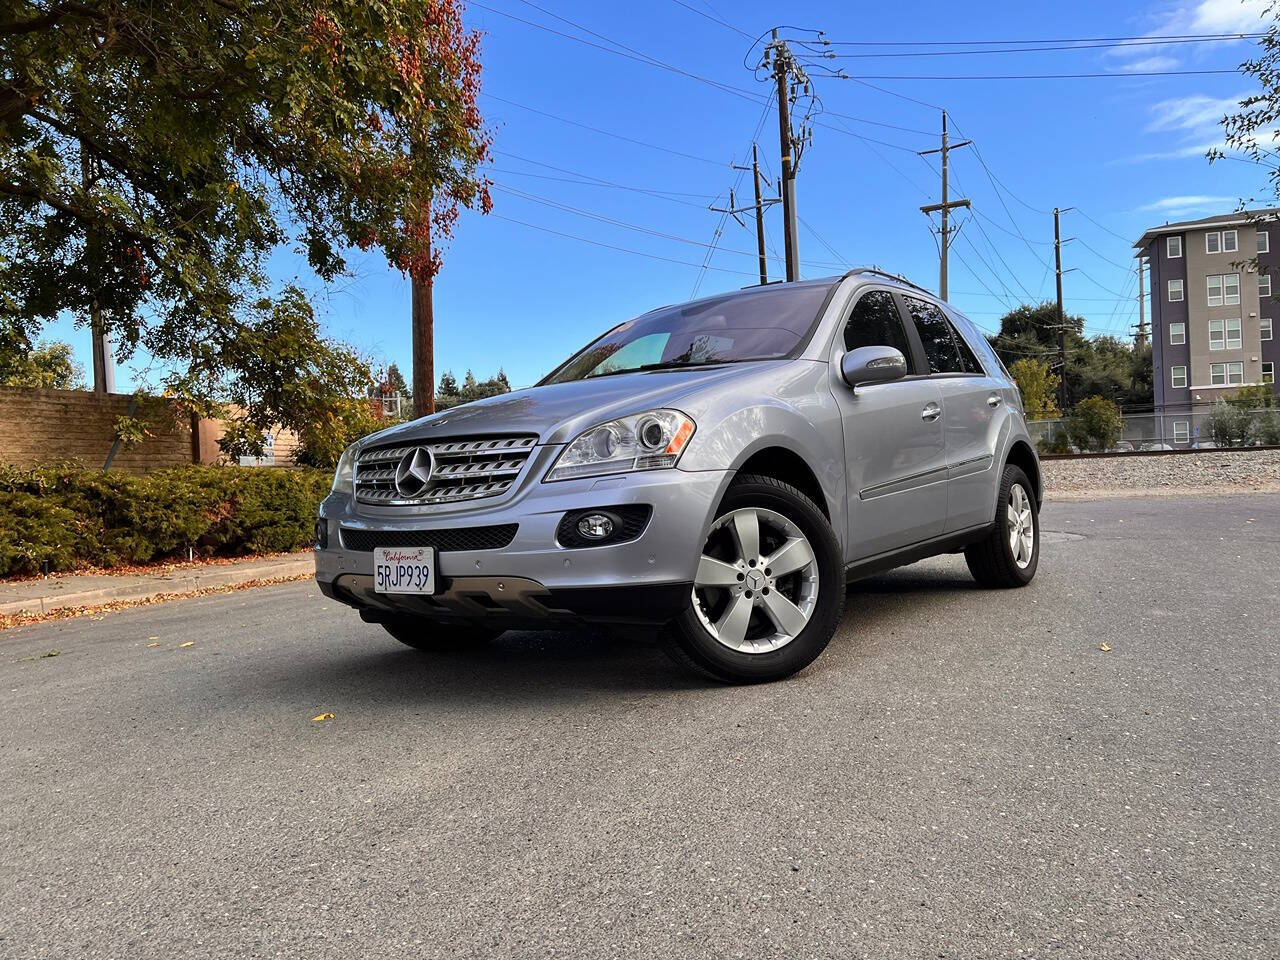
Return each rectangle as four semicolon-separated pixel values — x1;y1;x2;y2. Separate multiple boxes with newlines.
0;387;301;473
0;386;194;473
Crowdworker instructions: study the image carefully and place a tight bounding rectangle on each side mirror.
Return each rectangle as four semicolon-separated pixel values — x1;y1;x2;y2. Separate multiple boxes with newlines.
840;345;908;390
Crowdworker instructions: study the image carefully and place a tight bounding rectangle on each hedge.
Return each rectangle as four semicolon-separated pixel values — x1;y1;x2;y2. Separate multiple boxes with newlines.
0;464;331;577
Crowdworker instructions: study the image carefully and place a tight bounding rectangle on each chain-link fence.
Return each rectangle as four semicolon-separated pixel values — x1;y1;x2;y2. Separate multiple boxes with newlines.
1030;405;1280;453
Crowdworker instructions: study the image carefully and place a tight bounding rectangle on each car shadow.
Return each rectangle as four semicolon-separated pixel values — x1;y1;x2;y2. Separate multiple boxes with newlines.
230;562;985;708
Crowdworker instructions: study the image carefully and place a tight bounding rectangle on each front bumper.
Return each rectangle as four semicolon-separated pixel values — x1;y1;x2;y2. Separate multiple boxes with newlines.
314;466;729;627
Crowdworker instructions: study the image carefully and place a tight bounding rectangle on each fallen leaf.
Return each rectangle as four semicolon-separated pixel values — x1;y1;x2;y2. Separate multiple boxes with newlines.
312;712;335;723
1099;643;1112;652
147;636;158;641
147;642;162;648
179;641;195;648
41;649;60;658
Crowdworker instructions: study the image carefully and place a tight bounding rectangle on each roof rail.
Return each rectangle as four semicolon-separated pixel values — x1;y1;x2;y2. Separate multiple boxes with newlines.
842;267;930;294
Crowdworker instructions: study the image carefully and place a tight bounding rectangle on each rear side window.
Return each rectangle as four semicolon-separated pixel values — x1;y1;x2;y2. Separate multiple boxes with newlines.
843;290;916;373
903;296;963;374
949;319;985;374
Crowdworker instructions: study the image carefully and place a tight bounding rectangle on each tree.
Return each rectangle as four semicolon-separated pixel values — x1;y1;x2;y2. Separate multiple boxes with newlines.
1;0;490;443
435;367;511;409
1215;6;1280;199
385;361;411;409
1008;358;1061;420
0;331;85;389
1065;395;1123;452
1204;399;1253;448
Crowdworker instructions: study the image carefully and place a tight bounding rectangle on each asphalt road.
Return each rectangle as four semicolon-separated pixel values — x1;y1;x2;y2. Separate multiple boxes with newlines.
2;494;1278;960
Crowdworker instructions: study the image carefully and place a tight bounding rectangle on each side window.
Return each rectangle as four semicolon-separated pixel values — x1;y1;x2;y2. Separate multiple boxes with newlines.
947;317;986;374
903;296;963;374
843;290;915;373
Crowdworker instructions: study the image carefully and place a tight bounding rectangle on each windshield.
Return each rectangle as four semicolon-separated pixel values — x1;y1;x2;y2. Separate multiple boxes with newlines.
541;281;836;384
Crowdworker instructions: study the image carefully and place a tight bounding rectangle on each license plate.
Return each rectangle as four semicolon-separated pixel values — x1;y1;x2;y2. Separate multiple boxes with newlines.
373;546;437;595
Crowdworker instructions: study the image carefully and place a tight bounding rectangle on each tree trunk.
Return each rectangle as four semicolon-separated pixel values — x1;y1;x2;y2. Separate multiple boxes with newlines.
411;218;434;419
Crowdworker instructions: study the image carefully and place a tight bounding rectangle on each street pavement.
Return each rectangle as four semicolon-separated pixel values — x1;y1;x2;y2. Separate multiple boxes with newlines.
2;495;1277;959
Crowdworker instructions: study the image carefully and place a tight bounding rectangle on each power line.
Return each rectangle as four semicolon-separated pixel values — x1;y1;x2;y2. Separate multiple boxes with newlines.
667;0;754;39
815;35;1265;57
833;68;1240;79
482;93;727;167
824;32;1265;46
488;213;761;277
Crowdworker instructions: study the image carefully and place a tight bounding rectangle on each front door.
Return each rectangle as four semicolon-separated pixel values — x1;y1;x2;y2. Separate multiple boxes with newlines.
831;289;949;561
899;296;1001;532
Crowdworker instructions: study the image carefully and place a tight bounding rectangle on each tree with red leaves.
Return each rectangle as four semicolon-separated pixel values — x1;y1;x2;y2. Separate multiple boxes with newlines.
1;0;491;453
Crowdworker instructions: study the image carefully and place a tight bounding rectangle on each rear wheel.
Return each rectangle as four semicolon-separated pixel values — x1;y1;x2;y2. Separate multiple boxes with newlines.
380;618;502;651
964;465;1039;587
664;474;844;683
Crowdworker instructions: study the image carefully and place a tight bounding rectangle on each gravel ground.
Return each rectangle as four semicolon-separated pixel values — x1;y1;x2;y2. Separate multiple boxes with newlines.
1043;448;1280;497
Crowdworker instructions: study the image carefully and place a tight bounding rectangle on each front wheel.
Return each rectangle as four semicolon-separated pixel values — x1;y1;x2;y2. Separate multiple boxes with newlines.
664;474;845;683
964;465;1040;587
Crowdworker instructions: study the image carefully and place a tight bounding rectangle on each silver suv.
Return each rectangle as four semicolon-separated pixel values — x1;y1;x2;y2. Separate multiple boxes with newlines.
315;269;1042;682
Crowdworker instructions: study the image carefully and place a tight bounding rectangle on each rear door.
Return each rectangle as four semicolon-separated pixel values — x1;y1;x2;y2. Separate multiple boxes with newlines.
900;295;1002;532
831;288;949;561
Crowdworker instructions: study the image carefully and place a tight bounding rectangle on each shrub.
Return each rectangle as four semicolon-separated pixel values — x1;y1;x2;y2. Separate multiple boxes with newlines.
1254;410;1280;446
0;464;331;577
1064;395;1123;453
1204;400;1253;448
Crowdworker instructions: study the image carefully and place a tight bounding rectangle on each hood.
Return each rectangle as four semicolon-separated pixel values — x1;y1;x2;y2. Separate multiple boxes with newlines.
364;362;777;448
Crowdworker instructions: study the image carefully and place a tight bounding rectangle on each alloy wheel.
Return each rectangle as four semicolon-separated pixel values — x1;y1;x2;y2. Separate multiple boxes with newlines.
692;507;820;654
1008;482;1035;569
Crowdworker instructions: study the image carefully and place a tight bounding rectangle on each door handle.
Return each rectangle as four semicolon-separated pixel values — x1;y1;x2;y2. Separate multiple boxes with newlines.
987;394;1003;407
921;402;942;422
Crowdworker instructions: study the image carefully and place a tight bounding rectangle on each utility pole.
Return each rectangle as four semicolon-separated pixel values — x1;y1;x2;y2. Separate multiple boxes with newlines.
1054;207;1067;412
751;142;768;285
80;149;115;395
918;110;971;300
1133;255;1148;348
713;142;779;286
411;199;434;419
769;29;801;282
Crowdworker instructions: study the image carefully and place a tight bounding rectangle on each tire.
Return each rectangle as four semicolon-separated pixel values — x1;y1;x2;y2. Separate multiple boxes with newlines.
664;474;845;684
964;464;1040;588
380;618;502;651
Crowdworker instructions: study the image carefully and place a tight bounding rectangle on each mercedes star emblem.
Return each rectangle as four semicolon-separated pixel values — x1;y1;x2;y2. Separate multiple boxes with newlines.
394;447;435;498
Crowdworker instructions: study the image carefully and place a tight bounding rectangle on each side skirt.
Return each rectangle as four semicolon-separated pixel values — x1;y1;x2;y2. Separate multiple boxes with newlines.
844;523;995;582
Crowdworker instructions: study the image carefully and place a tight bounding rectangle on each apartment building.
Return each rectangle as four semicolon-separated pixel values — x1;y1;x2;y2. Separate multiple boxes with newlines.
1136;210;1280;443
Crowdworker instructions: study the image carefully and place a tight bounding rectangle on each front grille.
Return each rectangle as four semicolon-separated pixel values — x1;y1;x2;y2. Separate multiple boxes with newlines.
340;524;518;553
354;435;538;506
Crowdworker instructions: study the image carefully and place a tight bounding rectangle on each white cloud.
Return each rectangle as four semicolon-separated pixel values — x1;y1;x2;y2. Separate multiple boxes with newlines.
1139;194;1239;211
1189;0;1269;32
1118;55;1183;72
1107;0;1268;72
1146;92;1248;133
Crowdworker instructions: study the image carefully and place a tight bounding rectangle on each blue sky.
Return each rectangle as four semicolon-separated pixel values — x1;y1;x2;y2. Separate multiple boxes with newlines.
47;0;1277;391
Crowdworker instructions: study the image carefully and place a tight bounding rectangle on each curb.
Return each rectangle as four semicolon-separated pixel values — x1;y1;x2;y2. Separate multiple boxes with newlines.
0;555;315;617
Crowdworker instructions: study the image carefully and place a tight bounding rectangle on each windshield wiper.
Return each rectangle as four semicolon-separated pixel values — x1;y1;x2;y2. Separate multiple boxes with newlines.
583;359;731;380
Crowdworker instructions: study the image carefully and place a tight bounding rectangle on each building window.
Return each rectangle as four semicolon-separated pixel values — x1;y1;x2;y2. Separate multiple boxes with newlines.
1173;421;1190;443
1225;273;1240;305
1259;231;1270;254
1263;317;1274;341
1209;318;1225;350
1206;231;1221;254
1261;274;1272;298
1208;275;1223;306
1168;236;1183;258
1264;361;1275;384
1226;316;1242;349
1167;278;1184;302
1209;362;1243;385
1170;322;1186;344
1171;365;1187;388
1223;229;1238;253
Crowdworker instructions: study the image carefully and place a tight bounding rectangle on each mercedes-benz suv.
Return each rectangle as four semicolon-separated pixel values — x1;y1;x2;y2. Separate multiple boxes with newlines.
315;269;1042;682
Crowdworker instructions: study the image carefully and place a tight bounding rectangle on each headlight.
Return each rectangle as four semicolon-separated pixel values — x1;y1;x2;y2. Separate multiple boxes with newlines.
545;409;695;482
332;443;358;494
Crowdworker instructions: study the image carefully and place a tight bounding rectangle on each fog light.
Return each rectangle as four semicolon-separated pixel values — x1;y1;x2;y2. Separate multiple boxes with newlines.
577;513;615;540
314;518;328;550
